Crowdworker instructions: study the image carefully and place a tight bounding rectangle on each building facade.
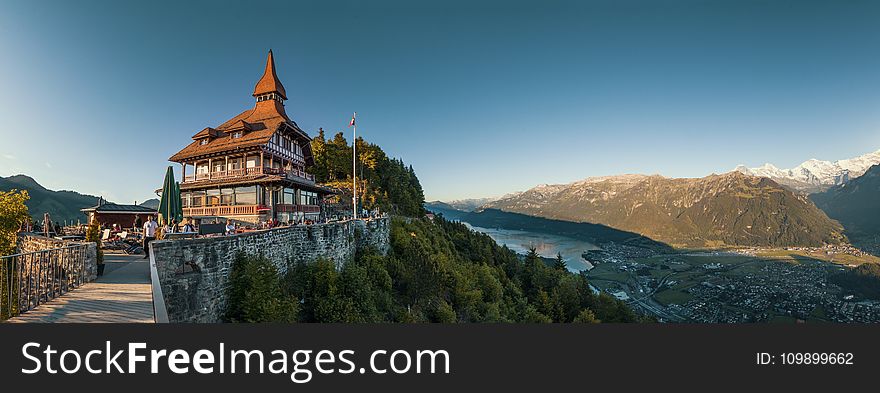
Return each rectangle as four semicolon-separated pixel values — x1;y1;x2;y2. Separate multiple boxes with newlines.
169;51;332;224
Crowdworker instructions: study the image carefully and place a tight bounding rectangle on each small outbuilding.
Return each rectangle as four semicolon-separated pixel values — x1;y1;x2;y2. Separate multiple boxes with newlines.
81;199;157;229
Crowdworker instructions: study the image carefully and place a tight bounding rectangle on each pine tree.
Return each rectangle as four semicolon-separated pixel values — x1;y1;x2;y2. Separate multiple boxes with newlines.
553;252;567;271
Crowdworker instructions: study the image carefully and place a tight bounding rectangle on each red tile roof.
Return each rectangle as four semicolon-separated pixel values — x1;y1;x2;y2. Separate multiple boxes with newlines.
169;51;314;165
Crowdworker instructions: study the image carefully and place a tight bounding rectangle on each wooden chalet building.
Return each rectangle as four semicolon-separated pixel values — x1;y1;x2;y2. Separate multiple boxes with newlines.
81;199;157;229
169;50;332;224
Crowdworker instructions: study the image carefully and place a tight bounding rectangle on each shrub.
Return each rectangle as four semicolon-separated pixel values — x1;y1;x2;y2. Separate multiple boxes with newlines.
84;219;103;264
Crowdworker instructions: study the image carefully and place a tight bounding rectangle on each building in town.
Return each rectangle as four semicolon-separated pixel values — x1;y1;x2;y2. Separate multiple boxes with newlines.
168;50;333;224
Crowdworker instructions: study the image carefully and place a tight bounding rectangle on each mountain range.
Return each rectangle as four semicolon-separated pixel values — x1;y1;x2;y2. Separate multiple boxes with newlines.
811;164;880;250
476;171;846;248
425;197;498;212
0;175;99;223
140;198;160;209
734;149;880;193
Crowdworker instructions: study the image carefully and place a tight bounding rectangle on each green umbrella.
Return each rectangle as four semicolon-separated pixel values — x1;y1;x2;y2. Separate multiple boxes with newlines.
158;166;183;226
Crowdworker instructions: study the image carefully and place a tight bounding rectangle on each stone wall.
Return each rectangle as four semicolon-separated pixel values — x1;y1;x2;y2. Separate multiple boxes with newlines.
151;217;390;323
16;233;98;282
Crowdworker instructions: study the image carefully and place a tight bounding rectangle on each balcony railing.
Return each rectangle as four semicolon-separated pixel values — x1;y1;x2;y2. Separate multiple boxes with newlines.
182;204;320;217
183;167;315;183
183;205;259;217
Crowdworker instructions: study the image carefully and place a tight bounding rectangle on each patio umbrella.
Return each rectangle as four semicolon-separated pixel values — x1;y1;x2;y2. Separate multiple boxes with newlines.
158;166;183;226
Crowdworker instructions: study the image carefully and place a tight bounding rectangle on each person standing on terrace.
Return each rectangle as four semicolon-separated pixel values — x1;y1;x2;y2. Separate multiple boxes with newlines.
143;215;158;259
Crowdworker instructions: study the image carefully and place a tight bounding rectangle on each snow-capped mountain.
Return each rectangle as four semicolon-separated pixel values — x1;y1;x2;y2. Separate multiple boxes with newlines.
734;149;880;193
429;197;500;212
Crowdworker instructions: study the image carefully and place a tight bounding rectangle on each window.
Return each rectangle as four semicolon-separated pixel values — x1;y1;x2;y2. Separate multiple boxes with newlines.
191;191;205;207
181;192;191;208
299;190;318;206
213;161;224;173
227;158;242;171
196;163;209;174
246;155;258;168
232;131;242;138
199;139;208;145
206;189;221;206
234;186;257;205
221;188;235;205
283;188;296;205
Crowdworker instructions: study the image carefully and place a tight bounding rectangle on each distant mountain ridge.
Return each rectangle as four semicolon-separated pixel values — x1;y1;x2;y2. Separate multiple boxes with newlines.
481;171;846;248
0;175;99;223
139;198;160;209
811;164;880;250
426;197;498;212
734;149;880;193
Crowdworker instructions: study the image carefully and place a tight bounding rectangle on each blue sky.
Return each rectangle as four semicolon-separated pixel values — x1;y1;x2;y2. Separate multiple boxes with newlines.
1;0;879;203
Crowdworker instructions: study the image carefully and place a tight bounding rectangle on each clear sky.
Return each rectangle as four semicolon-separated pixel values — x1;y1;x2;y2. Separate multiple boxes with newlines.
1;0;879;203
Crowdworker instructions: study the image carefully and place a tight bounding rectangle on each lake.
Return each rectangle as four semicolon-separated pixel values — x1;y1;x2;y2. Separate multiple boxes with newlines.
461;222;599;272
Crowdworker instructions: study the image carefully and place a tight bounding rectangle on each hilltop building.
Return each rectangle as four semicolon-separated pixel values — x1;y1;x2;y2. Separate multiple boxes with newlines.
169;51;332;224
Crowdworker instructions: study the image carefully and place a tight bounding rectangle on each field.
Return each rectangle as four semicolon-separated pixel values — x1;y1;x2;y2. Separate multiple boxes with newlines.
753;249;880;266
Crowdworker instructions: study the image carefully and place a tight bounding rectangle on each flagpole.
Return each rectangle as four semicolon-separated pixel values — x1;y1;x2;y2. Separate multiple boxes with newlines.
352;112;357;220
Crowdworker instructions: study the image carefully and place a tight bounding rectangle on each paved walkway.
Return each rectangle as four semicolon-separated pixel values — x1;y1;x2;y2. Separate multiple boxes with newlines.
6;253;155;323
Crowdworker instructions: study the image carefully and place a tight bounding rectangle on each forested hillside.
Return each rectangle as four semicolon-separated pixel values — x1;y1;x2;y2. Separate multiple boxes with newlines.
310;129;424;217
0;175;97;223
226;216;647;323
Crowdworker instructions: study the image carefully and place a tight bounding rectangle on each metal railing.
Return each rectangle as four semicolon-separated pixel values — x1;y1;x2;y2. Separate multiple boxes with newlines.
0;244;90;321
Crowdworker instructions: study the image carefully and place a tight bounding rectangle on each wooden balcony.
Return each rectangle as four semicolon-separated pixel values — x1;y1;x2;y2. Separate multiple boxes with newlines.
183;205;259;217
183;167;315;183
183;204;320;217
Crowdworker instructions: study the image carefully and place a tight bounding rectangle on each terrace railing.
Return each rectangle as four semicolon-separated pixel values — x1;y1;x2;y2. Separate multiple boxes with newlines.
183;167;315;183
0;244;90;321
183;204;259;217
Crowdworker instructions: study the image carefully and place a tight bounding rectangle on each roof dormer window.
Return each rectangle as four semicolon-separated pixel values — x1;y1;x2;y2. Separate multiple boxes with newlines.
232;131;243;139
199;139;209;145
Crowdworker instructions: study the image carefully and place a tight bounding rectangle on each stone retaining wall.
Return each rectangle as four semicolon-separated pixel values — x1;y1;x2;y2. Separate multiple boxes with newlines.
151;217;390;323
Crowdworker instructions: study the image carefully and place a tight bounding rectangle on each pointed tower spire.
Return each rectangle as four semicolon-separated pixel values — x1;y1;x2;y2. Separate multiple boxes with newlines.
253;49;287;101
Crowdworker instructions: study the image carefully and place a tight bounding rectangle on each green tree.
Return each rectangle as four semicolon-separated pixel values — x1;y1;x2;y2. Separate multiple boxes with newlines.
0;189;29;319
553;252;567;271
308;131;425;217
573;309;600;323
0;189;29;256
226;253;298;323
431;300;457;323
85;219;104;265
